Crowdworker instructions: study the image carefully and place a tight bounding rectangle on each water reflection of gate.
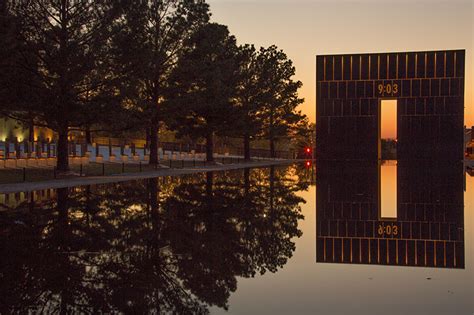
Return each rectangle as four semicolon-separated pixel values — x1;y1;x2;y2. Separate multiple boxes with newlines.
316;161;464;268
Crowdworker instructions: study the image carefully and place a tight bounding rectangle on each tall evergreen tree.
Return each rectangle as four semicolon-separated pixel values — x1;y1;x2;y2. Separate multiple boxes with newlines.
257;46;305;158
0;2;33;117
2;0;125;171
169;23;240;162
234;44;263;161
115;0;209;165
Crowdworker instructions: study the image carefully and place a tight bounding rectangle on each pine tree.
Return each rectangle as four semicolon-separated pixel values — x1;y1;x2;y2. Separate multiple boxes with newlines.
115;0;209;165
3;0;125;171
169;23;240;162
234;44;264;161
257;46;305;158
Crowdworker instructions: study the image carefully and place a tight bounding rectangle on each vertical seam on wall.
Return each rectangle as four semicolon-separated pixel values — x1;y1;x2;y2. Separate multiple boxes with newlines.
324;56;326;81
415;53;418;78
454;52;457;77
396;54;399;79
377;55;380;80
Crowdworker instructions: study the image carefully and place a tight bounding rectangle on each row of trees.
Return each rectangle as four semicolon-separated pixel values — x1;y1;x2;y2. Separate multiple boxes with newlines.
0;1;307;171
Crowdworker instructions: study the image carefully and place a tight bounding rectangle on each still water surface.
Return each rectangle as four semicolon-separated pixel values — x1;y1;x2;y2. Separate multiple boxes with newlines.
0;163;472;314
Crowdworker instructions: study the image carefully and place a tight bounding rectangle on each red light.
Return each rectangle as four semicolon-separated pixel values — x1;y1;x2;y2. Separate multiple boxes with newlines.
306;161;311;167
306;148;311;153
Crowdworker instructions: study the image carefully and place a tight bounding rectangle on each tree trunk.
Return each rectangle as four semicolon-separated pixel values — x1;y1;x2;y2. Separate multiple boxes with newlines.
244;168;250;196
57;125;69;172
147;178;163;238
206;132;214;162
244;134;251;161
56;186;71;315
269;110;276;158
148;178;159;212
145;128;151;150
85;185;92;220
57;187;69;223
206;172;214;200
270;138;276;158
28;119;35;142
149;122;159;165
85;127;92;144
269;165;275;212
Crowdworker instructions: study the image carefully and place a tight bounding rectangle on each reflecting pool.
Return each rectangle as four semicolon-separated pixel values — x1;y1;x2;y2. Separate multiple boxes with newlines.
0;163;473;315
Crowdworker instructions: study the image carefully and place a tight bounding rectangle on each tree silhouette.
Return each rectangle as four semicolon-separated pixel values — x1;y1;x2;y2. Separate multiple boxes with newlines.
234;44;264;161
2;1;126;171
169;23;240;162
257;46;306;157
115;0;209;165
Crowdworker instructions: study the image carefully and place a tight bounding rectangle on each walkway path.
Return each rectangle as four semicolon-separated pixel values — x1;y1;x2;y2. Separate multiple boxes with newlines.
0;160;294;193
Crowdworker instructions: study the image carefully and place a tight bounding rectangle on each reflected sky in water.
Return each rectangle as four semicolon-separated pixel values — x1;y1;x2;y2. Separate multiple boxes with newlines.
0;163;472;315
213;162;473;315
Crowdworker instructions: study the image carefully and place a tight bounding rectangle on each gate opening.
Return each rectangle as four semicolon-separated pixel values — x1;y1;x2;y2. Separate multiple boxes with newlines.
379;161;398;219
379;99;398;160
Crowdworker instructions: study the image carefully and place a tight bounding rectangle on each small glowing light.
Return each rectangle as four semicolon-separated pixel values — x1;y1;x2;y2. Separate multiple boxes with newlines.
306;161;312;167
306;147;311;153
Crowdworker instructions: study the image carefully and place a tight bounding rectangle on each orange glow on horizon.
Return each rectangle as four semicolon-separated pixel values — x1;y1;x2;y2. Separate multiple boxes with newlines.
208;0;474;127
381;100;397;140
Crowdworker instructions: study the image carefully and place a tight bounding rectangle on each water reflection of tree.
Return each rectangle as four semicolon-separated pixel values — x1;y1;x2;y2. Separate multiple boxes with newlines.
164;167;305;309
0;166;305;313
292;162;316;187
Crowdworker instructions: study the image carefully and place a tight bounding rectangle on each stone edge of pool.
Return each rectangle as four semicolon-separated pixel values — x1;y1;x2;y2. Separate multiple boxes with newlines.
0;160;298;193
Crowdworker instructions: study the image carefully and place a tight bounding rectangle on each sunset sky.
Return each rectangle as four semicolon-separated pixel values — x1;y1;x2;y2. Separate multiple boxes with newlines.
208;0;473;126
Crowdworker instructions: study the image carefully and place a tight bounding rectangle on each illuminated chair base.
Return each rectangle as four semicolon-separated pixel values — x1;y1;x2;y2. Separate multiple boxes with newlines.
37;158;48;167
5;159;17;168
69;157;82;165
26;158;39;167
16;159;27;168
46;158;57;167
